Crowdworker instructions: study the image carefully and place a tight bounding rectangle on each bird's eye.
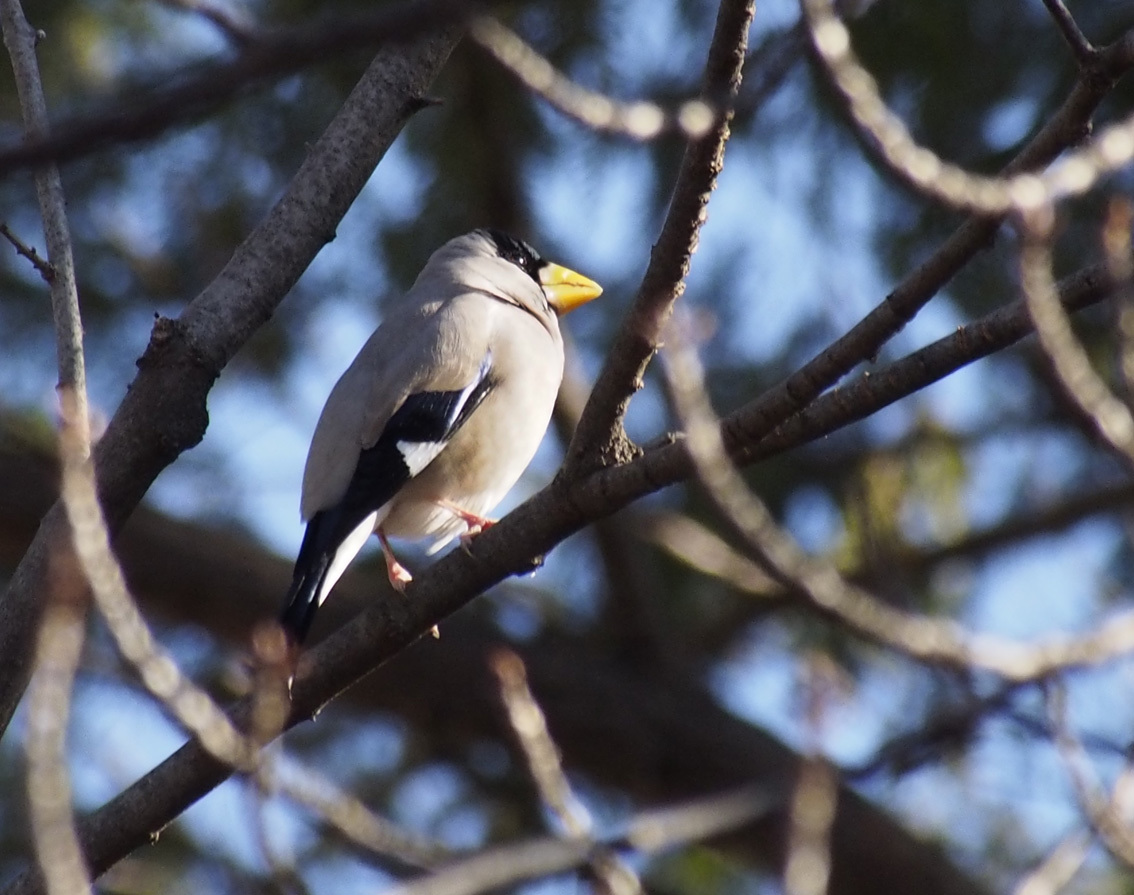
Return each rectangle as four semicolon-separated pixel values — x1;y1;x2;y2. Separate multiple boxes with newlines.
484;228;543;285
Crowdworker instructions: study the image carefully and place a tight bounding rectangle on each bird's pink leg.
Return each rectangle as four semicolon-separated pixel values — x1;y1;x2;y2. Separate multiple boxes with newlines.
437;499;498;548
378;529;438;637
378;529;413;591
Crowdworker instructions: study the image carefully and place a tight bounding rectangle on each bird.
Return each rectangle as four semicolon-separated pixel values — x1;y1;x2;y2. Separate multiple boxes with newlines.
279;229;603;643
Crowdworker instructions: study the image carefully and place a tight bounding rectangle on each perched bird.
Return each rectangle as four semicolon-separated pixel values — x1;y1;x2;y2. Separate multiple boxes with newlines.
279;229;602;643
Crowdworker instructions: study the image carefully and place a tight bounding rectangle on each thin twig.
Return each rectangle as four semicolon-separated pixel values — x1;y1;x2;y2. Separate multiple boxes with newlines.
23;523;90;895
662;316;1134;683
0;0;87;437
25;402;91;895
491;649;642;895
60;410;261;768
783;657;840;895
2;0;91;890
717;23;1134;473
1046;684;1134;868
1011;830;1091;895
260;757;451;874
1041;0;1096;65
803;0;1134;216
385;785;774;895
471;16;717;142
0;221;54;282
724;264;1114;464
565;0;754;473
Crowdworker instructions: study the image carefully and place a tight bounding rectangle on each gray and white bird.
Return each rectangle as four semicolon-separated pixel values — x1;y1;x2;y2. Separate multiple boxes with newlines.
279;229;602;643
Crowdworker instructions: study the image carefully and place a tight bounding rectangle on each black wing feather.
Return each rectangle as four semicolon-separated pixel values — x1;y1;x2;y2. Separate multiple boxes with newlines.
280;366;496;642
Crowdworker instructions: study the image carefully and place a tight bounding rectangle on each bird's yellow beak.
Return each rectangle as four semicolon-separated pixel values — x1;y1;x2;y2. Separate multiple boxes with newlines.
540;263;603;315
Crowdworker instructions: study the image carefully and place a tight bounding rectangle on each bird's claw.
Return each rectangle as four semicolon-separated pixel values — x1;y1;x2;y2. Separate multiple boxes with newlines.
386;559;413;592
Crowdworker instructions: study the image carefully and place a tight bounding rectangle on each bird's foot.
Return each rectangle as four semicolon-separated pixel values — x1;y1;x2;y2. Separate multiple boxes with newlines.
458;518;497;553
378;529;413;592
378;528;436;636
385;556;413;592
438;499;497;540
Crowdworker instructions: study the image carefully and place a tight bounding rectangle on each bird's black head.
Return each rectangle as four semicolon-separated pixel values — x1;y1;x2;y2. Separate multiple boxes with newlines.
482;228;544;285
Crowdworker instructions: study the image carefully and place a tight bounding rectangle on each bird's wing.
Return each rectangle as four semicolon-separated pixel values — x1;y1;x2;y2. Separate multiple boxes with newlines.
283;301;496;641
300;297;493;519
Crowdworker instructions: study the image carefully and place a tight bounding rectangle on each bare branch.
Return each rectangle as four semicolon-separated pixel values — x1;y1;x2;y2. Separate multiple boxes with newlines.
662;317;1134;683
385;786;774;895
1047;684;1134;870
1011;830;1091;895
0;0;87;438
784;758;838;895
470;16;719;142
0;26;460;740
1019;209;1134;469
492;649;592;840
492;649;642;895
2;0;92;888
259;758;450;874
713;26;1134;469
724;264;1114;465
565;0;754;473
0;0;472;177
1041;0;1096;66
802;0;1134;216
783;659;840;895
23;542;90;895
0;222;54;282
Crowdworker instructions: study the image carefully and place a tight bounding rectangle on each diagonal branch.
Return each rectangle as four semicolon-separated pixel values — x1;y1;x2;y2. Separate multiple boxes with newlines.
0;26;461;739
1041;0;1096;66
0;0;477;177
5;260;1114;895
721;24;1134;460
563;0;754;474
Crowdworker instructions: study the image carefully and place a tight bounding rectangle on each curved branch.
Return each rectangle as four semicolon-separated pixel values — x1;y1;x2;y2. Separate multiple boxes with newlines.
1020;211;1134;468
803;0;1134;216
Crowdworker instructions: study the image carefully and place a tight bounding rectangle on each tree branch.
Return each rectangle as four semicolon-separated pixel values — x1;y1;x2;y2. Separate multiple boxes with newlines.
0;0;476;177
4;258;1111;895
719;22;1134;463
803;0;1134;216
0;430;989;895
1;1;91;889
1041;0;1096;66
0;26;461;739
564;0;754;473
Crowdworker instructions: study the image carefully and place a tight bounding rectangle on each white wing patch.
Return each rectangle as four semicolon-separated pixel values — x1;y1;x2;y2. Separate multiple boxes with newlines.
392;352;493;479
395;440;447;477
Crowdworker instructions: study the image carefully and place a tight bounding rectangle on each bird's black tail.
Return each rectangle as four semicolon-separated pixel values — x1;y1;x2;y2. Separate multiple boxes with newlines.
279;513;337;644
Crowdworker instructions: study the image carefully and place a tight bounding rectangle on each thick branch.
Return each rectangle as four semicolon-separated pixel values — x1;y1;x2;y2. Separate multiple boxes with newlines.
0;28;460;738
0;447;987;895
